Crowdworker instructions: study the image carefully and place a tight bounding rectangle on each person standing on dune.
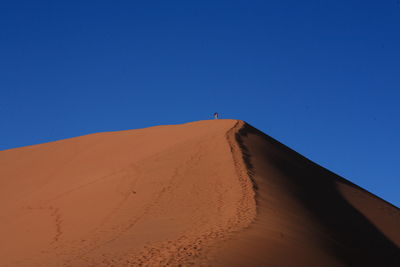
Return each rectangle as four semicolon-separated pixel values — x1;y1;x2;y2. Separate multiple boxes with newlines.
214;112;219;119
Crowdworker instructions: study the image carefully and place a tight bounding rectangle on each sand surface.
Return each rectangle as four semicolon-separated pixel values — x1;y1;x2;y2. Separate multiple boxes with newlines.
0;120;399;266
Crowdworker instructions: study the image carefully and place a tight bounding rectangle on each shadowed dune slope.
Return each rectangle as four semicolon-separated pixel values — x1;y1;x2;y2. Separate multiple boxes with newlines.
0;120;399;266
215;123;400;267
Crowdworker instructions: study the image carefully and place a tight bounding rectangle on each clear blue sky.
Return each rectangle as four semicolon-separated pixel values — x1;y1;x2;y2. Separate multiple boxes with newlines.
1;0;399;206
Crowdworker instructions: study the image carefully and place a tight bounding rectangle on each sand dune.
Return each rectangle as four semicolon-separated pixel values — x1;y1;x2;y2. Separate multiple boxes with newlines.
0;120;399;266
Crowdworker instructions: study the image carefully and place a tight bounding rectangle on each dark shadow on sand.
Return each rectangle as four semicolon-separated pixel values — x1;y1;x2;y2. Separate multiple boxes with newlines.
235;122;400;267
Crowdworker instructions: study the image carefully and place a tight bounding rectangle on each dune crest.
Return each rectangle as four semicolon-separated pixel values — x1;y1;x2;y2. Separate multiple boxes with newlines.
0;120;399;266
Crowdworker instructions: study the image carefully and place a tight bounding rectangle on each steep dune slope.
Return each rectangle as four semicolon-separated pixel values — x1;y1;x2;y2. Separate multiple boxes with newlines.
0;120;399;267
0;120;255;266
215;123;400;267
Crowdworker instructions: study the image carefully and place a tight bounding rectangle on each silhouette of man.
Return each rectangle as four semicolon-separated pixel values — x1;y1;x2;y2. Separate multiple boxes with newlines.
214;112;219;119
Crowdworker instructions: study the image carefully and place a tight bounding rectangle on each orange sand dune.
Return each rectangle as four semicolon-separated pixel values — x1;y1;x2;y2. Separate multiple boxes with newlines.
0;120;399;266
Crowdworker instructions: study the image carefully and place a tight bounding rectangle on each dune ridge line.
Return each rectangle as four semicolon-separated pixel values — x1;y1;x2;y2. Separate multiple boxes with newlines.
225;120;257;230
125;120;258;266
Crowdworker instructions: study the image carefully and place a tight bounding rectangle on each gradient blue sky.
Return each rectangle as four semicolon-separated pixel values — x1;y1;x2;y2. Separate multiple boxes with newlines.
1;0;399;206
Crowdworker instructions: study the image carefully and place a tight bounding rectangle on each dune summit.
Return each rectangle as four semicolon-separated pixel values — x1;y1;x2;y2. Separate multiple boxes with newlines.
0;120;399;267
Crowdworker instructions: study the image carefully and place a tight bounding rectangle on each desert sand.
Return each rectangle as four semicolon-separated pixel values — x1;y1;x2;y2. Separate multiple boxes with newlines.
0;120;399;266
